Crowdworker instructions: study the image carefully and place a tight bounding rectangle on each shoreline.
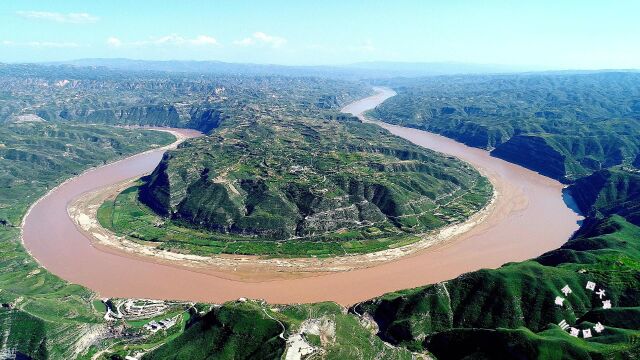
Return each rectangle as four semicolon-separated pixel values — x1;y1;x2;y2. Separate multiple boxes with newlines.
66;168;498;281
62;88;499;281
18;127;191;265
21;89;582;305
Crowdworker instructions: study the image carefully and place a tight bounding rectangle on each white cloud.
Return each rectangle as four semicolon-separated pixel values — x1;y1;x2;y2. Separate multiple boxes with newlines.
234;32;287;48
153;34;186;45
109;34;219;47
234;37;255;46
190;35;218;46
17;11;99;24
106;37;122;47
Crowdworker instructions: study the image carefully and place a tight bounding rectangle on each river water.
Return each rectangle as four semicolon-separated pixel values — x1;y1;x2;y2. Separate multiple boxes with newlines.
21;90;582;305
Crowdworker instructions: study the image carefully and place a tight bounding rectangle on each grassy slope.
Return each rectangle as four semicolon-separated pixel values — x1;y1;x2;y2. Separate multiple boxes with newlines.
354;214;640;359
98;184;426;257
0;123;175;359
142;302;286;360
144;301;414;360
568;167;640;226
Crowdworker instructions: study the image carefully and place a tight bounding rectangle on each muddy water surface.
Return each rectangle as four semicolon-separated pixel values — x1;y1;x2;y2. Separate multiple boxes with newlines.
22;91;582;305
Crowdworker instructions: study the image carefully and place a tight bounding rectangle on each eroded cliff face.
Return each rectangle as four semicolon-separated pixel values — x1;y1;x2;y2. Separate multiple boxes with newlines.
568;168;640;226
36;104;227;133
139;116;492;240
371;73;640;184
490;135;567;181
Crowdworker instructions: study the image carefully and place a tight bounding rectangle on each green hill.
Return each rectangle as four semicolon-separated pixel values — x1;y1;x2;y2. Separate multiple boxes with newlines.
142;303;286;360
116;113;492;256
0;122;175;359
353;214;640;358
371;73;640;182
568;167;640;226
143;301;414;360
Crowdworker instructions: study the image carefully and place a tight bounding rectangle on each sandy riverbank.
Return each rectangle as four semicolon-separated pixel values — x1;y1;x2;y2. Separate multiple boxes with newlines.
67;168;498;281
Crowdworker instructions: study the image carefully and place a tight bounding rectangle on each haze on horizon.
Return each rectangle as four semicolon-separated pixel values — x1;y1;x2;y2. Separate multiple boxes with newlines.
1;0;639;71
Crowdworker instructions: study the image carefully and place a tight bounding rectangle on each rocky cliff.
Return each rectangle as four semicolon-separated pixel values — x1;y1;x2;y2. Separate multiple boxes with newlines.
490;135;567;181
568;168;640;226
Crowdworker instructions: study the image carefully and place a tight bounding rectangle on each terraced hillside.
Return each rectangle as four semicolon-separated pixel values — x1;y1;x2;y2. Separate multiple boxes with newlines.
371;72;640;182
108;113;491;256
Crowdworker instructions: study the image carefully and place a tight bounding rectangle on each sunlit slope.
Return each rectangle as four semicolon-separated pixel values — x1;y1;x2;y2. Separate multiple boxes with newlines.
143;301;414;360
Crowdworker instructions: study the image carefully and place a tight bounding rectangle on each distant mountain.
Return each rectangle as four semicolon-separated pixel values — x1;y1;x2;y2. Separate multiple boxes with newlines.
45;58;542;78
52;58;327;76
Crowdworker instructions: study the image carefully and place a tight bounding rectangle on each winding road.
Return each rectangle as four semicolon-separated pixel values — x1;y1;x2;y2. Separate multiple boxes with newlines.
21;89;582;305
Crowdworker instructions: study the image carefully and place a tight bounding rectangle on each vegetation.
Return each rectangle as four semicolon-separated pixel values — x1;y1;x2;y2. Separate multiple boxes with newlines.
78;62;492;257
112;111;491;256
143;300;415;360
353;215;640;358
0;63;370;133
2;63;639;359
142;302;286;360
371;72;640;182
98;184;427;257
348;72;640;359
568;167;640;226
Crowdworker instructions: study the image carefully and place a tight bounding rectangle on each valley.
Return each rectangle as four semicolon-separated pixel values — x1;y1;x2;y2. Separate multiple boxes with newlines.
2;2;639;358
21;88;582;305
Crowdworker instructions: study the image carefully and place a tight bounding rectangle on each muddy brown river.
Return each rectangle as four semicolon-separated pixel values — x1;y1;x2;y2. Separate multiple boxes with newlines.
22;89;582;305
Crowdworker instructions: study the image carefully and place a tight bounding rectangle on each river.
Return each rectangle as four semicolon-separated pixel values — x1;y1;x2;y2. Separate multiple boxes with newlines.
21;89;582;305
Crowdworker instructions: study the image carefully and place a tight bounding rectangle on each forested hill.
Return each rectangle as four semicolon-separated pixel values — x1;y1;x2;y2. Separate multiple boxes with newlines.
568;167;640;226
371;72;640;182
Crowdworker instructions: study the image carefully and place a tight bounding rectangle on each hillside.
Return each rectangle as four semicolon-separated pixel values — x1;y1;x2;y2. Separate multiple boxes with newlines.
141;301;415;360
353;214;640;359
122;113;491;255
0;63;370;132
568;167;640;226
371;72;640;182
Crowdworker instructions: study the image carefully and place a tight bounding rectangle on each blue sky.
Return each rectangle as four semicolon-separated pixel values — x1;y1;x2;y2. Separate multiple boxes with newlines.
1;0;638;69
